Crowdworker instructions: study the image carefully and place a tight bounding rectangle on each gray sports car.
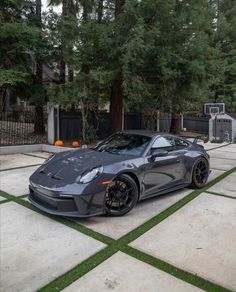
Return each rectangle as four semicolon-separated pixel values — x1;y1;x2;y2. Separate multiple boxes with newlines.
29;130;210;217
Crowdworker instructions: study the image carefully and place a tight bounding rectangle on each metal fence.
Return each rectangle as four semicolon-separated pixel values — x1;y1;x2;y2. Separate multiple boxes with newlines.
183;117;209;134
0;109;47;146
58;111;173;141
0;107;210;146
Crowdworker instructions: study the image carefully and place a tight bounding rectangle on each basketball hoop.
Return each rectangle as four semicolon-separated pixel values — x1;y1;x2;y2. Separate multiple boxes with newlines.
210;107;219;119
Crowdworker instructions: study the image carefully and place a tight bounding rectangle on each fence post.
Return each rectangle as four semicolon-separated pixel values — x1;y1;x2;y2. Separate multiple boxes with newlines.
156;110;160;132
180;114;184;131
47;103;55;144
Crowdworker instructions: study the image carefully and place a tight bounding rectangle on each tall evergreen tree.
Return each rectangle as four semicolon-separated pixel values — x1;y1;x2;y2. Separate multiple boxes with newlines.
211;0;236;111
0;0;43;111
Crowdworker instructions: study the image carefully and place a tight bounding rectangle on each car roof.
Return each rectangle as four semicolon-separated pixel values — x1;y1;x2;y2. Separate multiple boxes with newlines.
120;130;192;143
120;130;167;138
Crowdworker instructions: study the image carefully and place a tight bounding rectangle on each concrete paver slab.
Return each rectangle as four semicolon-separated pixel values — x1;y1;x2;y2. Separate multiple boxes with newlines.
63;252;202;292
208;172;236;198
210;157;236;171
73;189;192;239
26;152;52;158
207;169;225;183
208;150;236;161
221;143;236;150
213;145;236;153
0;154;44;170
1;202;105;292
0;166;38;196
131;193;236;291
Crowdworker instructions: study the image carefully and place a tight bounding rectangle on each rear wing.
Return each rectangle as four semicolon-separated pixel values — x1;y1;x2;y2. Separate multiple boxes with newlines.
181;135;209;144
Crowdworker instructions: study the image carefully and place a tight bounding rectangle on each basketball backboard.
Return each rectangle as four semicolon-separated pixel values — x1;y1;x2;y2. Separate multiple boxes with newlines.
204;103;225;115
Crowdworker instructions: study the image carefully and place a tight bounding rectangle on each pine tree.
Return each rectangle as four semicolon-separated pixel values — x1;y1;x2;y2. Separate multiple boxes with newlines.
0;1;40;109
212;0;236;111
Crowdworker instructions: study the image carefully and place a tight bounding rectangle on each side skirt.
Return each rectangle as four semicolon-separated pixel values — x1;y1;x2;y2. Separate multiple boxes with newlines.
139;183;190;202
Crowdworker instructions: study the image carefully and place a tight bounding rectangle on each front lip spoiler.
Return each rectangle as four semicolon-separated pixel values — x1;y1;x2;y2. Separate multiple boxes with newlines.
28;183;106;218
28;193;104;218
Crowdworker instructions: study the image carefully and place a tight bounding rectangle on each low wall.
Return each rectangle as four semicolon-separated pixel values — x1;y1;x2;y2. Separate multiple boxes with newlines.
0;144;74;155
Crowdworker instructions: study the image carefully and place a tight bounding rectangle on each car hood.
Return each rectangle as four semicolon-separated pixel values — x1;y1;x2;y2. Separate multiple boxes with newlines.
35;148;133;183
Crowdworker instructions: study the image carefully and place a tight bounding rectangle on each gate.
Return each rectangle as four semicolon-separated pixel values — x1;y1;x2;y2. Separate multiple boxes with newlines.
59;110;82;141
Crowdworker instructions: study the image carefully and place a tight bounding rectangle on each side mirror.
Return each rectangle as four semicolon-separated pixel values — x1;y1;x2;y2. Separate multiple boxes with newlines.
151;148;168;158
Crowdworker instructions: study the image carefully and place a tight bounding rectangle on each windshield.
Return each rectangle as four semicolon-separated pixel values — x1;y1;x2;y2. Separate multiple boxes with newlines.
94;133;151;156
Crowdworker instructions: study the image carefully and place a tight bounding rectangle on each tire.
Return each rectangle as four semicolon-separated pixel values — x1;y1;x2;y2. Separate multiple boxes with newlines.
105;174;139;216
191;157;209;188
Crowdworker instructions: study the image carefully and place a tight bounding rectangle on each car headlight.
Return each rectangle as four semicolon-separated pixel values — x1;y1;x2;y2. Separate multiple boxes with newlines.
77;166;103;184
43;154;56;165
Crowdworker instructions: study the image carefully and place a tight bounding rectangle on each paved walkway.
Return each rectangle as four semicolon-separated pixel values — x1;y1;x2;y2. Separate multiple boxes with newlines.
0;144;236;292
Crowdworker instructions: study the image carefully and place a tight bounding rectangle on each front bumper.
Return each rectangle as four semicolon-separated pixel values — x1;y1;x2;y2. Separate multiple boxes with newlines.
28;184;105;217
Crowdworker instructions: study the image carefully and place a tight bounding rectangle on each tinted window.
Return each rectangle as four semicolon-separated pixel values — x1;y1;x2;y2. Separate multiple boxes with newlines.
174;138;189;149
95;133;151;156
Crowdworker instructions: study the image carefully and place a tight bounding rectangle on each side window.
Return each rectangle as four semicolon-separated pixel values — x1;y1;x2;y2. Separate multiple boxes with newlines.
152;137;175;151
174;138;189;150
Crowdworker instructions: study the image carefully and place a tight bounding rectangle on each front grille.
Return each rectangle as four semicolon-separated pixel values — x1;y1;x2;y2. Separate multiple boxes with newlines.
30;190;57;210
29;186;78;212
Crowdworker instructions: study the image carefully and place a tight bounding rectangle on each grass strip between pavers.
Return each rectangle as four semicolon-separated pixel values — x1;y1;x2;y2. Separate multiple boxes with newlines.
122;246;232;292
1;165;236;292
22;153;49;159
205;143;230;152
206;190;236;200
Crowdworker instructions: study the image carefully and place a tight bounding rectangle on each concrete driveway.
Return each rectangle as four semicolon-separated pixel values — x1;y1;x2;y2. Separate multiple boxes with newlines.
0;144;236;292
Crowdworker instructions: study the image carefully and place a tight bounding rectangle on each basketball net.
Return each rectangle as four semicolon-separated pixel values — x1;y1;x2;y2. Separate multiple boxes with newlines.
210;112;217;119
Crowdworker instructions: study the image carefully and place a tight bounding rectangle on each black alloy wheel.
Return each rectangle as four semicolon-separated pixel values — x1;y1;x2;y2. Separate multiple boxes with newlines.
105;174;138;216
191;158;209;188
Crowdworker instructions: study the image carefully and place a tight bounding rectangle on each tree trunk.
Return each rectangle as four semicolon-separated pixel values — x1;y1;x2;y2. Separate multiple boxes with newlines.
60;60;66;83
110;75;123;132
97;0;103;22
68;68;74;82
170;114;181;134
115;0;125;17
60;0;68;84
34;0;45;134
110;0;125;133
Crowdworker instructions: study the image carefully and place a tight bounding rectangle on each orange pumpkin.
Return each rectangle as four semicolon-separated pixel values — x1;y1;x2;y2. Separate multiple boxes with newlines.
54;140;64;147
71;140;80;148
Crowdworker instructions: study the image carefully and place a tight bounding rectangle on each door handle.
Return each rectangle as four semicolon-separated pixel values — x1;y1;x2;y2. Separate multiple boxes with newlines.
176;159;181;163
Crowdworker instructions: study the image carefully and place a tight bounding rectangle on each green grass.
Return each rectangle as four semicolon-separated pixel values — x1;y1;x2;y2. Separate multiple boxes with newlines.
1;164;235;292
22;153;49;159
206;190;236;200
206;143;230;152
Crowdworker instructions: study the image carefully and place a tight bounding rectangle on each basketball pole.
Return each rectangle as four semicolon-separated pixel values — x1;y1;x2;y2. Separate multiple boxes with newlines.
214;114;217;142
